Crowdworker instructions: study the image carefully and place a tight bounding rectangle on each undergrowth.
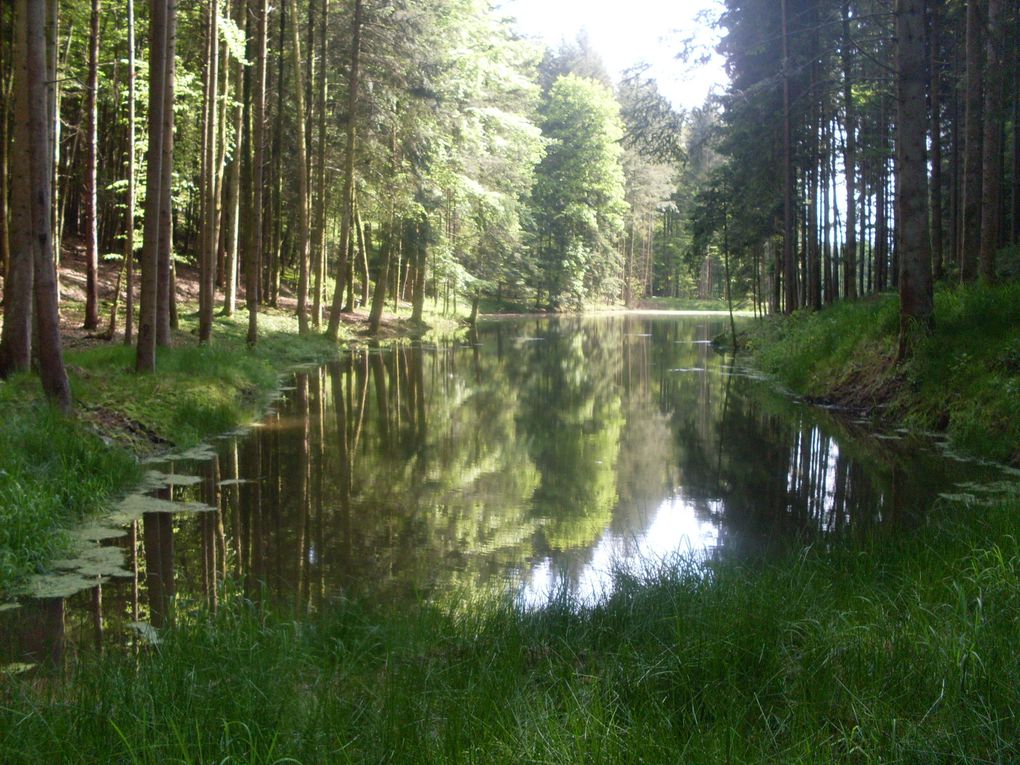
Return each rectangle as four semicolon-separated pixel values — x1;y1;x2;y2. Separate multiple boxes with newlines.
749;281;1020;463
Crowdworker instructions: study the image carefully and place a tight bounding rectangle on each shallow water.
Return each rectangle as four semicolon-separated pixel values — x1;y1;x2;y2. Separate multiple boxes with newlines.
0;315;1005;664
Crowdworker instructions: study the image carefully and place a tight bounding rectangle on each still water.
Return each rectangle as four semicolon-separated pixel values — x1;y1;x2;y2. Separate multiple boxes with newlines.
1;315;999;662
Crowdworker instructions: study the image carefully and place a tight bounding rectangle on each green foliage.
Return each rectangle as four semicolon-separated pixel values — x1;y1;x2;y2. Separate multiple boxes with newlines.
531;74;629;308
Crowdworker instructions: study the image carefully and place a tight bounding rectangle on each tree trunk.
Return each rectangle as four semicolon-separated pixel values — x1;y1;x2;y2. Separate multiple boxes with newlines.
0;0;35;377
896;0;934;360
155;0;177;346
842;0;857;300
929;2;944;280
136;0;167;372
978;0;1002;282
198;0;219;344
959;0;983;282
311;0;328;328
46;0;60;300
288;0;311;334
411;218;426;324
326;0;363;340
0;6;11;299
83;0;100;330
123;0;136;343
222;0;241;319
246;0;267;347
781;0;797;313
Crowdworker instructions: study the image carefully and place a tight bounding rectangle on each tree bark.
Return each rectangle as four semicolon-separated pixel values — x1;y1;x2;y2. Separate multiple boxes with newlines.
156;0;177;346
0;0;35;377
311;0;328;328
978;0;1002;282
959;0;984;282
247;0;268;346
198;0;219;344
83;0;101;330
781;0;797;314
123;0;137;343
841;0;858;300
221;0;242;318
326;0;363;340
896;0;934;360
136;0;167;372
929;2;944;281
288;0;311;334
0;6;11;299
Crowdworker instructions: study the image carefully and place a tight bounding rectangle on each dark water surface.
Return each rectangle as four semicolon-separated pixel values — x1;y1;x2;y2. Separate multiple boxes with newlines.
1;315;1003;664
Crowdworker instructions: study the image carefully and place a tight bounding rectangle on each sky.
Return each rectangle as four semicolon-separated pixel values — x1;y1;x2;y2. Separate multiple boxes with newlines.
500;0;729;110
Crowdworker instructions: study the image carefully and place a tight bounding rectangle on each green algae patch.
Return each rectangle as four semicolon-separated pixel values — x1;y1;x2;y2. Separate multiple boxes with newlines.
139;470;205;492
111;494;215;522
68;524;128;543
22;573;100;600
49;546;133;580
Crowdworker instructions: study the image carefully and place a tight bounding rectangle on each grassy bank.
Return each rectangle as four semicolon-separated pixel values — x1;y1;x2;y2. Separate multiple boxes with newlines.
748;281;1020;465
2;489;1018;763
0;309;345;597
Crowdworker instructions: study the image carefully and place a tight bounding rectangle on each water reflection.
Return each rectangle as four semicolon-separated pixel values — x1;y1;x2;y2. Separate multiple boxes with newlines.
1;315;1001;662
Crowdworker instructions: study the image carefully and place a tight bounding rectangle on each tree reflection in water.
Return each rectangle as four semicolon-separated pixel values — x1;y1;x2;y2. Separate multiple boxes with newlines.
1;316;993;660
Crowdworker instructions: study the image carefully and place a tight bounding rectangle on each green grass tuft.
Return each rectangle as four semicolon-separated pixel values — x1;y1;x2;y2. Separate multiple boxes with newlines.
0;404;140;593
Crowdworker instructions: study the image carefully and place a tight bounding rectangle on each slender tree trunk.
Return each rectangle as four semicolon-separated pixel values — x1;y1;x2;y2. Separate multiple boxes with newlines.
83;0;101;329
246;0;267;346
0;0;35;376
311;0;328;327
46;0;60;300
978;0;1002;282
326;0;363;340
155;0;177;344
136;0;168;372
781;0;797;313
929;2;944;280
123;0;136;343
222;0;241;318
842;0;857;300
356;205;369;307
288;0;311;334
198;0;219;343
0;7;11;299
959;0;984;282
896;0;934;360
411;219;426;324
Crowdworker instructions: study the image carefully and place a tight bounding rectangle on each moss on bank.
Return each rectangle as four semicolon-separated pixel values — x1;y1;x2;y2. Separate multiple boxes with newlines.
747;281;1020;465
0;309;347;597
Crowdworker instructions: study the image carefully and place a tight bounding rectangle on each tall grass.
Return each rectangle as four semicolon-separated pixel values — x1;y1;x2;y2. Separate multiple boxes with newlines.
751;281;1020;463
0;403;140;593
3;494;1018;764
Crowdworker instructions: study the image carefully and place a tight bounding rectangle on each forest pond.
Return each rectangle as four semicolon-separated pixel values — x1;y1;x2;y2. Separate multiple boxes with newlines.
1;314;1005;662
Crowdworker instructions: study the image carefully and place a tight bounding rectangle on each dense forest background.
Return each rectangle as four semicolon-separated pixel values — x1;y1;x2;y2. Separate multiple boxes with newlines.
1;0;1018;401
